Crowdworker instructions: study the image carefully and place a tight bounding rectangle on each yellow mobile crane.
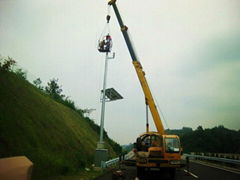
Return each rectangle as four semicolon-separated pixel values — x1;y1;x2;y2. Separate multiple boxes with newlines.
107;0;183;178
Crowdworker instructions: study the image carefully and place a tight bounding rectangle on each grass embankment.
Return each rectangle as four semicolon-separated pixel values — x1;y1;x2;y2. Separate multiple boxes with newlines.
0;71;117;179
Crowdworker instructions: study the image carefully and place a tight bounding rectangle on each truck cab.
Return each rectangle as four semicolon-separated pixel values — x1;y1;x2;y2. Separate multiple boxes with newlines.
134;132;182;168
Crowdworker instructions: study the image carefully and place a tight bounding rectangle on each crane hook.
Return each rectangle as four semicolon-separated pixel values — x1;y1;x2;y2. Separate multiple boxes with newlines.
106;15;111;23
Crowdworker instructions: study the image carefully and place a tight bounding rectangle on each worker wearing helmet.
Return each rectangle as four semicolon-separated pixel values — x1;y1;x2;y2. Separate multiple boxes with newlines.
105;34;112;52
98;34;112;52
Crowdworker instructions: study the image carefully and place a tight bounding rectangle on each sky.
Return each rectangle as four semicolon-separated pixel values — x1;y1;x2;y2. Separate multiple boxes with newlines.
0;0;240;145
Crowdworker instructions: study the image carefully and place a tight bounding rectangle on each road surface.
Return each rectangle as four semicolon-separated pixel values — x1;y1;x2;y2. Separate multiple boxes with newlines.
95;161;240;180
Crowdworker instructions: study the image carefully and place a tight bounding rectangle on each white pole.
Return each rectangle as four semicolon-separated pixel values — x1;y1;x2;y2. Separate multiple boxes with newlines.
98;52;109;148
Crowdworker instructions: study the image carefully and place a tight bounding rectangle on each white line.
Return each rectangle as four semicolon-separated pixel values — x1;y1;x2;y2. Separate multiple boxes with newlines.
192;160;240;175
183;169;199;179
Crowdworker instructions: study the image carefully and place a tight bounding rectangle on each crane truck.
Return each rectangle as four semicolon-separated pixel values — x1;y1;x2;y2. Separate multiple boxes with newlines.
108;0;183;178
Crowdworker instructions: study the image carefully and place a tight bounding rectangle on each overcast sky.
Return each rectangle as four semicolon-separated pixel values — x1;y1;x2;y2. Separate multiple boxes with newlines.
0;0;240;144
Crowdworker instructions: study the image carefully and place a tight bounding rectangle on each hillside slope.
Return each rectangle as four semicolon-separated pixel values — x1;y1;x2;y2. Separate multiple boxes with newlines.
0;71;117;179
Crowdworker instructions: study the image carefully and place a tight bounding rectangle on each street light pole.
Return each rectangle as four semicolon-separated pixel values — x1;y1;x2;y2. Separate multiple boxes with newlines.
98;52;109;149
95;52;115;168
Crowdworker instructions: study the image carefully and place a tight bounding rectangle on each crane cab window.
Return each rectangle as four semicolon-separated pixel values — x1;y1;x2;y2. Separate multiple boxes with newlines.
151;135;162;147
165;138;180;153
139;135;162;151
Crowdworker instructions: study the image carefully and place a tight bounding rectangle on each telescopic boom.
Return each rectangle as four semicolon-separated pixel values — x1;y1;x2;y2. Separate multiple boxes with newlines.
108;0;165;135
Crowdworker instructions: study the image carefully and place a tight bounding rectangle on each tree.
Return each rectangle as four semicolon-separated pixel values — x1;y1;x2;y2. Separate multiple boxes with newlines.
33;78;43;90
62;96;76;110
15;68;27;79
45;78;64;100
197;126;203;131
0;56;16;71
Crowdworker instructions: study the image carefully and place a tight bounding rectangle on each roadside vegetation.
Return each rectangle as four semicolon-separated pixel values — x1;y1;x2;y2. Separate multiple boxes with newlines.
0;56;121;179
122;126;240;155
166;126;240;153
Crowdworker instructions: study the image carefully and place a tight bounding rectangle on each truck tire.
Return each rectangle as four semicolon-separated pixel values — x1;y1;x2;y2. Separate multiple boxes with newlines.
169;168;176;180
162;168;176;180
137;166;145;179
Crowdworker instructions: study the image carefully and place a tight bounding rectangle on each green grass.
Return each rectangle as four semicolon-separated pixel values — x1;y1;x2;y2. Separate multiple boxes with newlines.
0;71;117;179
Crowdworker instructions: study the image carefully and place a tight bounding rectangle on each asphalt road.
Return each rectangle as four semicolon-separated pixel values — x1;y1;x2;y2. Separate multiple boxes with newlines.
95;162;240;180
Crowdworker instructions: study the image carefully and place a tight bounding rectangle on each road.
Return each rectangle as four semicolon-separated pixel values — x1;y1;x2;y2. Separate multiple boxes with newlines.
95;162;240;180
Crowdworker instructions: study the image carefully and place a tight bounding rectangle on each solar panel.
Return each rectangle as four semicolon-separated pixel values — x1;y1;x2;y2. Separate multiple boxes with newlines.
101;88;123;101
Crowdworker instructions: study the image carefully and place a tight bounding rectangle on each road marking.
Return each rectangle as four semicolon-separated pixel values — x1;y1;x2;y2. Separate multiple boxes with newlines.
183;169;199;179
192;160;240;175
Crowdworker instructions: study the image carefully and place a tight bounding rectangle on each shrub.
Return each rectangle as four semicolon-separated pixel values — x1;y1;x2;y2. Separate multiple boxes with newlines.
0;56;16;71
15;68;27;79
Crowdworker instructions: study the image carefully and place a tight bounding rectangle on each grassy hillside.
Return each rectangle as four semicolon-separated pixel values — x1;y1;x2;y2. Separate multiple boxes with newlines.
0;71;118;179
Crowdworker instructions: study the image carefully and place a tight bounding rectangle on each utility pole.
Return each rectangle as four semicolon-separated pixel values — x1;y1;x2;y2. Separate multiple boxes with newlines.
95;11;123;167
94;52;115;168
98;52;114;148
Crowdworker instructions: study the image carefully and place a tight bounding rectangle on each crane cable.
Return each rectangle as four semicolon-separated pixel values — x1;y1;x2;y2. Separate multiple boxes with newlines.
98;5;112;42
148;80;170;130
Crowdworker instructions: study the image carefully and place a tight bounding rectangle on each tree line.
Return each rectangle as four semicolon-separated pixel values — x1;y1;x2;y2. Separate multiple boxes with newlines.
166;126;240;153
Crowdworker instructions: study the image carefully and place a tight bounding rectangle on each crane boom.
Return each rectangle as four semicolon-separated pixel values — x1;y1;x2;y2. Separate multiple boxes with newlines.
107;1;184;178
108;0;165;135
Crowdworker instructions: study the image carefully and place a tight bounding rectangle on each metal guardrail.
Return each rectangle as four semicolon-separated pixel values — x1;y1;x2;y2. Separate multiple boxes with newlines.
102;153;240;168
101;157;119;168
101;154;131;168
185;154;240;165
189;152;240;160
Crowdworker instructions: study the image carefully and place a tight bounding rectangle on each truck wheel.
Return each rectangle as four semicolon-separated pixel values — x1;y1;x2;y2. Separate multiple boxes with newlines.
162;168;176;180
169;168;176;180
137;166;145;179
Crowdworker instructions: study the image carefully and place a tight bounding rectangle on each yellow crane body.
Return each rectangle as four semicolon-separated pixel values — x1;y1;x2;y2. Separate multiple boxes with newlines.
108;0;184;178
133;61;165;135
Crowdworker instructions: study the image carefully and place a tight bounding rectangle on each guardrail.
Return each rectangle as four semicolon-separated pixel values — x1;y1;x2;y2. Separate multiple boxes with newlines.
189;152;240;160
101;154;131;168
101;153;240;168
184;154;240;165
